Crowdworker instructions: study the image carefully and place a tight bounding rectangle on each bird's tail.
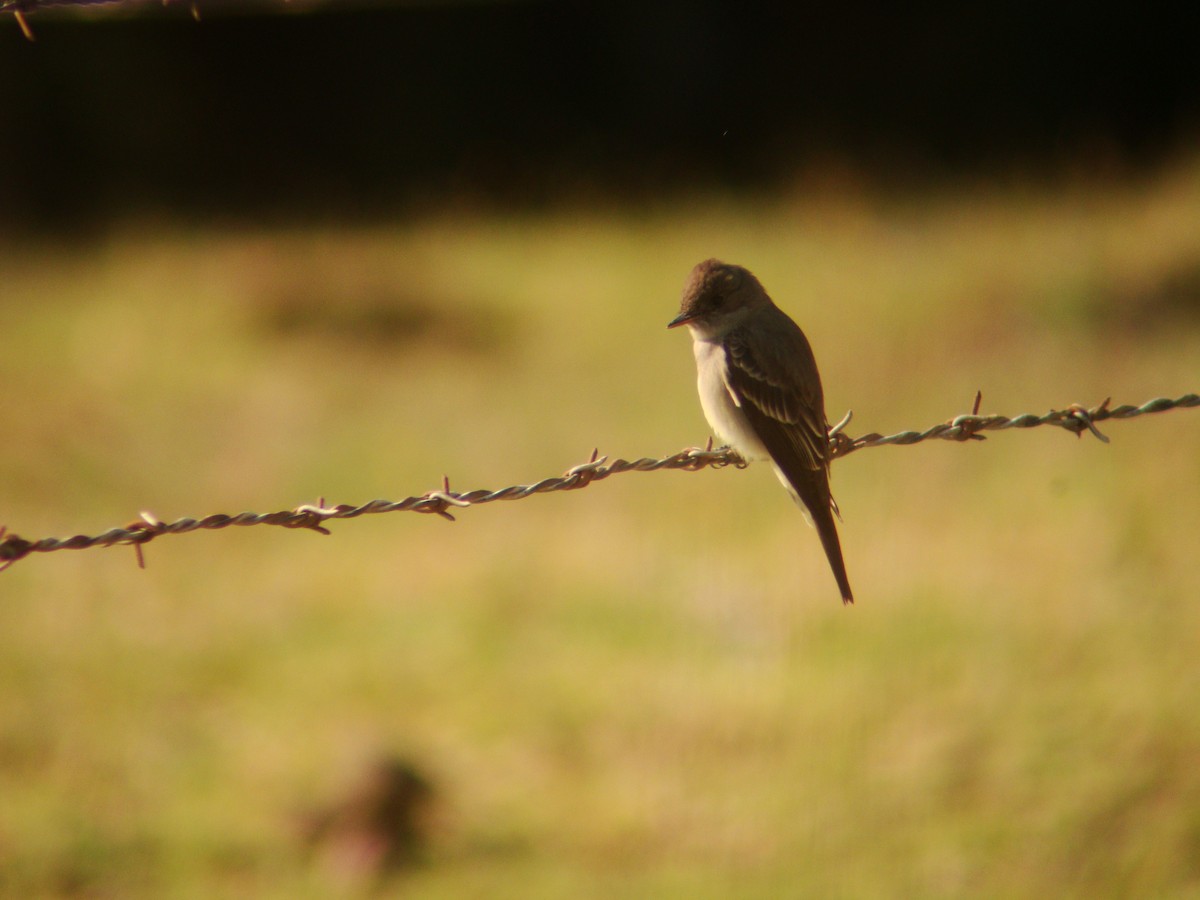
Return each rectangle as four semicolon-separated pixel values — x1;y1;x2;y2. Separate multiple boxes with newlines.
773;464;855;604
811;503;854;605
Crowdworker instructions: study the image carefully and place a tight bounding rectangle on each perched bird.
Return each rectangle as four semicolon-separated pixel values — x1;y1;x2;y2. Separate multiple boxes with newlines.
668;259;854;604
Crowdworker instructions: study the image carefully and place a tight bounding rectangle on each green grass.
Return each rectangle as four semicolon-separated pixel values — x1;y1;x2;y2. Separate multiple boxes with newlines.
2;161;1199;897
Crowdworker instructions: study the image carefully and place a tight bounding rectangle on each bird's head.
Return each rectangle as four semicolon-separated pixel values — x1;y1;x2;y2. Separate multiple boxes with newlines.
667;259;768;336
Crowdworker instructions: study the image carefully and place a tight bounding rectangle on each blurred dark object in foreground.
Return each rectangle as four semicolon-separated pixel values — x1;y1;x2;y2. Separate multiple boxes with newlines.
2;1;1199;231
301;757;436;887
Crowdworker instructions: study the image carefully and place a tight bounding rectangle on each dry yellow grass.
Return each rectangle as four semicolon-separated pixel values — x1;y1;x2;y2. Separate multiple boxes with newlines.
1;161;1198;897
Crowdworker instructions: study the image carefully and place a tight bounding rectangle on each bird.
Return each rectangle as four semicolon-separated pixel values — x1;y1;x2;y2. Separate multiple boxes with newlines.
668;258;854;604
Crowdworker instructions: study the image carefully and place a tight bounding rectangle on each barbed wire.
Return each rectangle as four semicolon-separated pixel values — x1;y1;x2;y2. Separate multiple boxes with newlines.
1;393;1195;573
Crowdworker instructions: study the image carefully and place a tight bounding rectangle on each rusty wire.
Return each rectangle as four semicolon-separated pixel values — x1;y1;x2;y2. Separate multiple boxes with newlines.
1;393;1196;573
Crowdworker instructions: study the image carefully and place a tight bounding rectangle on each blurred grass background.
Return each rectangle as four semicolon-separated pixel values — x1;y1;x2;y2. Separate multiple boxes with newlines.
4;3;1200;895
2;157;1199;896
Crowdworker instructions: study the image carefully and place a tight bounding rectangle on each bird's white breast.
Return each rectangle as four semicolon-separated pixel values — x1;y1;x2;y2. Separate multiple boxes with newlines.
691;336;770;461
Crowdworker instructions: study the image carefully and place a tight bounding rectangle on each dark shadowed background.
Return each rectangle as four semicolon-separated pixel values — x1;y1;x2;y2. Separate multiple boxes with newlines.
3;0;1199;229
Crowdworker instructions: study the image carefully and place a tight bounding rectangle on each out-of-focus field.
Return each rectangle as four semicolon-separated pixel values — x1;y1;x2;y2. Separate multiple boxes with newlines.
2;162;1199;898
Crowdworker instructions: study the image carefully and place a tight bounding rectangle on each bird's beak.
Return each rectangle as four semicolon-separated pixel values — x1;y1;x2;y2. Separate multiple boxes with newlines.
667;311;696;329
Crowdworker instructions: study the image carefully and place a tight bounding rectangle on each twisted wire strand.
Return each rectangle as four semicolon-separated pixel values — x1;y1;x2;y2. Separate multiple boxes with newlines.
1;393;1195;572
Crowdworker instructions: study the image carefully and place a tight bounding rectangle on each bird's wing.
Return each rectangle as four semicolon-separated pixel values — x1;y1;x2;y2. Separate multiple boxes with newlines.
723;313;830;475
723;307;853;604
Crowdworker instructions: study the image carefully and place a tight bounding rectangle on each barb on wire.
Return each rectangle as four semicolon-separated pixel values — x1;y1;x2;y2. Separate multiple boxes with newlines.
826;393;1200;457
0;393;1195;573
